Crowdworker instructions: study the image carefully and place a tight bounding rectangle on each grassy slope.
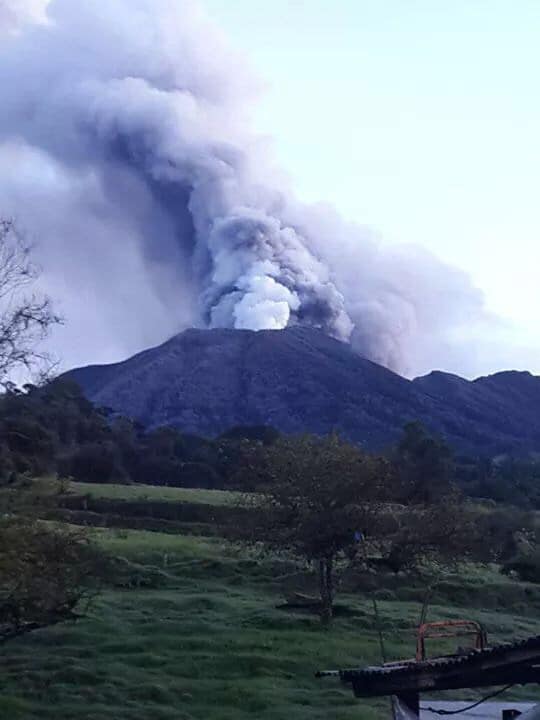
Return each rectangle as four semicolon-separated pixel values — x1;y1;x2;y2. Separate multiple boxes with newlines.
2;527;540;720
59;479;242;506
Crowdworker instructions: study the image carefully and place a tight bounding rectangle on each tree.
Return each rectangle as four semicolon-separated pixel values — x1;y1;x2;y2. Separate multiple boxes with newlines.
0;219;60;385
235;433;479;625
378;488;478;573
481;457;540;509
234;434;392;623
59;441;127;484
0;223;106;644
219;425;281;446
394;422;454;504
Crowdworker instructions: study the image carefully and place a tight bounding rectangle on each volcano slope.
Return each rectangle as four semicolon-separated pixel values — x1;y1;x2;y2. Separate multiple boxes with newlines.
65;326;540;456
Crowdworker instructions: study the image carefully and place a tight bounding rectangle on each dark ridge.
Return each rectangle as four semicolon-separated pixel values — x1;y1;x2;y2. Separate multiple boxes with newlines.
64;327;540;456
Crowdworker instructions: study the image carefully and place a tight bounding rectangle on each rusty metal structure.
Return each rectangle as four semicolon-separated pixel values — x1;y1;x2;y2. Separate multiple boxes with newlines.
416;620;487;662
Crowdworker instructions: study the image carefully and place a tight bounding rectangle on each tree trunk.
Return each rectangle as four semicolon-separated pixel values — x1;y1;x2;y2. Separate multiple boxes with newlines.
326;556;334;603
318;557;334;625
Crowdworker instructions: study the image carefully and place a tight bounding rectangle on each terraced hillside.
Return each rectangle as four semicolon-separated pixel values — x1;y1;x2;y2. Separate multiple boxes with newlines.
2;480;540;720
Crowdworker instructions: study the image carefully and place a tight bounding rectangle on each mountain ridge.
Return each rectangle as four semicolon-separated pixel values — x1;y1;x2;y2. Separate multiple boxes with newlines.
64;327;540;456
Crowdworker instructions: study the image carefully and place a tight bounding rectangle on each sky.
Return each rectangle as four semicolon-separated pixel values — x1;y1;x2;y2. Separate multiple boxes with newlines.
204;0;540;364
1;0;539;380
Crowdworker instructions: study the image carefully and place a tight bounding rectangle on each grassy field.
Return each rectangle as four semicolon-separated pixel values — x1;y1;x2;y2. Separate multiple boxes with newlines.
2;523;540;720
66;481;242;506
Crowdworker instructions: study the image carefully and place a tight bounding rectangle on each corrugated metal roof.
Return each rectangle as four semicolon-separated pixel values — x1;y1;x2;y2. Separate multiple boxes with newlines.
339;634;540;684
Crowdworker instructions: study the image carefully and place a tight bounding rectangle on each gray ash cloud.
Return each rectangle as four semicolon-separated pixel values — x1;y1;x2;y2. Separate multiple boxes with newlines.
0;0;496;376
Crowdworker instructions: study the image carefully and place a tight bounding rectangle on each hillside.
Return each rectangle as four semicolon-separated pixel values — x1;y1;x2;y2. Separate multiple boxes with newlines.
4;479;540;720
65;327;540;456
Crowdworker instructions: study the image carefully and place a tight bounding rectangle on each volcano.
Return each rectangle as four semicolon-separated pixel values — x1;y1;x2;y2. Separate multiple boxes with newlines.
64;327;540;456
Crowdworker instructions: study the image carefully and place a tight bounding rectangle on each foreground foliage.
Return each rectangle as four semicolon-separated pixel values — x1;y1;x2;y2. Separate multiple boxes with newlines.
1;529;540;720
0;380;271;489
234;434;484;623
3;380;540;511
0;518;107;645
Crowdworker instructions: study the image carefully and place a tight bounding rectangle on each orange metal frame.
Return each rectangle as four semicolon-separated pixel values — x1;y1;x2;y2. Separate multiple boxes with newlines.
416;620;487;662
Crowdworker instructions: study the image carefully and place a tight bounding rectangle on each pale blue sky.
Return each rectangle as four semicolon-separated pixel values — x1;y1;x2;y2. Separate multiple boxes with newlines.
204;0;540;358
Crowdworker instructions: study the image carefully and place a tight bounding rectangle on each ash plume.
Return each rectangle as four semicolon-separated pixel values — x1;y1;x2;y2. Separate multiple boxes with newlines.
0;0;49;34
0;0;499;376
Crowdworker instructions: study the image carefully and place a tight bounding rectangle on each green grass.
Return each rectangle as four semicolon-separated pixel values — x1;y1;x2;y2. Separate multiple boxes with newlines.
28;477;242;506
66;481;243;506
95;527;229;560
2;527;540;720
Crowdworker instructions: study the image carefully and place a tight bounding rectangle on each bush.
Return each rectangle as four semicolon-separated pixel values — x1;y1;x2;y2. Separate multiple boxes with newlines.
0;518;109;643
59;442;126;484
502;550;540;583
172;462;221;488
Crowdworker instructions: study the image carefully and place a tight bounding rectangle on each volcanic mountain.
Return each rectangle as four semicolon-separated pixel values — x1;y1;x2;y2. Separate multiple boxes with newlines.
65;327;540;456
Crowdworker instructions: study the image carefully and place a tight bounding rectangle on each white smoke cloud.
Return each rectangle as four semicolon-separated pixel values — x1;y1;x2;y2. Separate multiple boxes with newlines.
0;0;518;377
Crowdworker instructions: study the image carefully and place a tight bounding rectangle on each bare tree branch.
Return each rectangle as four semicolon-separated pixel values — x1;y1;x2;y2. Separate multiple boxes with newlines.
0;218;62;385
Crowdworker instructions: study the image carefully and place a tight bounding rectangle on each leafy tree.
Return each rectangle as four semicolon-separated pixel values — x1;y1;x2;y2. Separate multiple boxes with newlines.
235;433;479;624
219;425;281;446
394;421;454;503
377;488;479;573
0;380;112;483
59;441;127;484
486;458;540;509
234;434;393;623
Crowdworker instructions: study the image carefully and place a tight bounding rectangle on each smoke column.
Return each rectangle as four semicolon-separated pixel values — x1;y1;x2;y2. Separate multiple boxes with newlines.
0;0;494;376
